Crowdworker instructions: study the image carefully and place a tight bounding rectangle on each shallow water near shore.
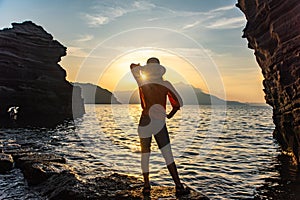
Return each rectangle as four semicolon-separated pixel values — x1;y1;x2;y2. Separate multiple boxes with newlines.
0;104;291;199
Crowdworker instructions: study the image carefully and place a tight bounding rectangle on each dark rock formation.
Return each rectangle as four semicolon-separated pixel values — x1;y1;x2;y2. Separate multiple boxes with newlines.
237;1;300;161
73;82;121;104
115;184;209;200
1;148;208;199
0;21;85;127
34;172;208;200
0;138;208;199
0;153;13;173
22;161;71;185
33;172;143;200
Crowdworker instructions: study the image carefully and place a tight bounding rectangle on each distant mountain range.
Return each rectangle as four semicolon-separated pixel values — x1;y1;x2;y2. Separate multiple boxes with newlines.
73;83;120;104
74;82;245;105
114;82;245;105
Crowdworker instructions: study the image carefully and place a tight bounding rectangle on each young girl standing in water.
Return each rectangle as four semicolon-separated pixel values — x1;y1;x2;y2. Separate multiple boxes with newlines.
130;57;189;196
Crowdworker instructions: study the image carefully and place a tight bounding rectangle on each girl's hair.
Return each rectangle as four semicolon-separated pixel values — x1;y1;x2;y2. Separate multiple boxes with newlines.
146;57;160;64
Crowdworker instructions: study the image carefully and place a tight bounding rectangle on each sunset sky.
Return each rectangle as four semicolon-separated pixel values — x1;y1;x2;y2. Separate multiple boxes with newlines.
0;0;265;103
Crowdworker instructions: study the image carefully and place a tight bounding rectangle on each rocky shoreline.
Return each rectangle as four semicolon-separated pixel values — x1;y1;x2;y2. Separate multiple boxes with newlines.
0;132;208;200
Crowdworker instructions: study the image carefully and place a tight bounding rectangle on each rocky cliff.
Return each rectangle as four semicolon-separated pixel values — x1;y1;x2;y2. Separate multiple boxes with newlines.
73;82;121;104
237;1;300;161
0;21;85;126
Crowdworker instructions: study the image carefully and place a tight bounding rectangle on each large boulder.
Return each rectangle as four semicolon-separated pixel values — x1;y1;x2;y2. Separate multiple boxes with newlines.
14;152;68;185
22;162;72;185
0;21;85;127
237;1;300;161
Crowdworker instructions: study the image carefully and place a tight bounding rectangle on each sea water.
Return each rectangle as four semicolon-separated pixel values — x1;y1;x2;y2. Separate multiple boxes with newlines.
0;104;283;199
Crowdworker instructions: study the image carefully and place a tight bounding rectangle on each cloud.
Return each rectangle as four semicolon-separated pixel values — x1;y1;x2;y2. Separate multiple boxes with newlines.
75;34;94;42
67;46;89;58
182;21;201;30
169;4;236;19
66;46;109;59
83;14;109;26
82;1;242;31
82;1;156;27
82;1;245;31
204;5;246;30
209;5;235;13
132;1;156;10
180;4;244;30
206;16;245;29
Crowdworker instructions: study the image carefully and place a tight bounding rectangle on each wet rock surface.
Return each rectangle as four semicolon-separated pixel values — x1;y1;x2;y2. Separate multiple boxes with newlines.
33;172;208;200
21;161;71;185
0;134;208;200
0;153;13;174
237;0;300;160
15;153;66;168
116;185;209;200
0;21;85;127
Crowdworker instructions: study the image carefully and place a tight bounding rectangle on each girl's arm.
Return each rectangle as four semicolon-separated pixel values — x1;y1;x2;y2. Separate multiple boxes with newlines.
165;81;183;119
167;107;179;119
130;63;143;86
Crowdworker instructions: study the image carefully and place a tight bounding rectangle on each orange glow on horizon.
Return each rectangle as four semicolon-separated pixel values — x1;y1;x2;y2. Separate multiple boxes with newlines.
97;49;209;93
60;48;266;103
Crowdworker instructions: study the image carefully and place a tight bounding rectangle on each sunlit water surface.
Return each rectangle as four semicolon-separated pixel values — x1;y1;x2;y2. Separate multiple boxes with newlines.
0;105;279;199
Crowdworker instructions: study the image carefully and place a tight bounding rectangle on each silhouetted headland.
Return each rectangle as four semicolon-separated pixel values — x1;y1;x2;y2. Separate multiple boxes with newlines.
73;82;121;104
0;21;85;127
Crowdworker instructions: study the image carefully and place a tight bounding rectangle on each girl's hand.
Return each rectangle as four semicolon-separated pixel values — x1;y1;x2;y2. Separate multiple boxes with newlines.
167;107;179;119
167;113;174;119
130;63;140;69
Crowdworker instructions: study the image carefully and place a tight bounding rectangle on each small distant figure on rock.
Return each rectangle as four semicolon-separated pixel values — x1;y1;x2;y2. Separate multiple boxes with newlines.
130;57;190;196
7;106;19;121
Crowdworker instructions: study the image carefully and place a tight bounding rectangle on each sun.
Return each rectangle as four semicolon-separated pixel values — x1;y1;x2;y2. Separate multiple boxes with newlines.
140;72;147;80
97;48;208;92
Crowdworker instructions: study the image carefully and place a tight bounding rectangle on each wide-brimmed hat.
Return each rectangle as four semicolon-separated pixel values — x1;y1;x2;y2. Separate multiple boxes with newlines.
141;63;166;79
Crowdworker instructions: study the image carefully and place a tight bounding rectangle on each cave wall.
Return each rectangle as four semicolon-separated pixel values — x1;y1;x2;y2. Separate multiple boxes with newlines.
237;0;300;160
